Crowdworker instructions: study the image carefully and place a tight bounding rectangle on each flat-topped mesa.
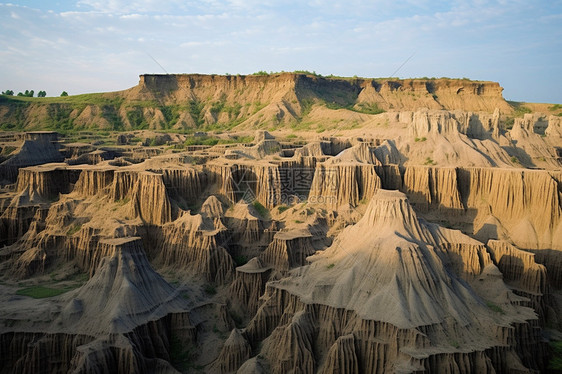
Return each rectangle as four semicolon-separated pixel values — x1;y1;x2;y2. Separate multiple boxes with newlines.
135;73;301;127
72;168;115;197
402;165;464;213
160;167;207;206
15;164;81;200
357;78;511;112
129;171;172;225
309;143;382;208
379;165;562;249
230;257;273;315
259;229;316;272
137;74;510;113
207;162;282;209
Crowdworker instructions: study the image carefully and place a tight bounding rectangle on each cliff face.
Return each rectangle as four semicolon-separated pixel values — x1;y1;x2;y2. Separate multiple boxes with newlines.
234;191;546;373
386;165;562;250
1;126;561;373
0;74;512;132
1;237;196;374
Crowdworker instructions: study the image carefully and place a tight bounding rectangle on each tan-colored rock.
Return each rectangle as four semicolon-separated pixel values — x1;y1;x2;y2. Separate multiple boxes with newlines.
259;230;315;272
240;190;543;373
230;257;272;315
211;329;252;373
129;171;172;225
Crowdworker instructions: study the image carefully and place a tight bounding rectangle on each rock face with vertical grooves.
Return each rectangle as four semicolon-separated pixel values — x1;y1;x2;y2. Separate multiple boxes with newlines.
259;230;315;272
383;165;562;250
310;143;382;208
0;236;195;374
130;172;173;225
211;329;252;373
73;167;115;197
230;257;272;315
0;95;561;373
15;164;81;200
236;190;544;373
152;211;234;284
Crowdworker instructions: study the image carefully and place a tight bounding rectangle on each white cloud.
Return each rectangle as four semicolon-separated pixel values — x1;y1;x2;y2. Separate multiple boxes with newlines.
0;1;559;102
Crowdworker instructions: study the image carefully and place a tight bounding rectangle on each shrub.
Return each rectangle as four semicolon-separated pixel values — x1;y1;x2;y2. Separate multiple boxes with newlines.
234;255;248;266
252;201;269;218
549;341;562;370
486;301;505;314
66;224;82;236
203;284;217;295
1;146;16;155
424;157;435;165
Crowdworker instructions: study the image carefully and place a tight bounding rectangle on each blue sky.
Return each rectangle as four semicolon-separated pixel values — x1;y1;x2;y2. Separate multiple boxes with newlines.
1;0;561;103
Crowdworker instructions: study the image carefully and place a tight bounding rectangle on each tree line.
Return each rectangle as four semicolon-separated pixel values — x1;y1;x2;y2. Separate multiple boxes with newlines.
1;90;68;97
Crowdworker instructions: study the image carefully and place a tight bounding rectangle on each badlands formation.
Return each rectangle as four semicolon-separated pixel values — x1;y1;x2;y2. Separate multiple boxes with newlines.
0;73;561;373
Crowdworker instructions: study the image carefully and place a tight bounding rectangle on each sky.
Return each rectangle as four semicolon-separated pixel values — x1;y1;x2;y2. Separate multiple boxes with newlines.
1;0;561;103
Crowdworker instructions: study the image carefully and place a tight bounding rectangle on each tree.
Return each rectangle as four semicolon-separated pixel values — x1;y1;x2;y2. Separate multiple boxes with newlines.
37;90;46;97
60;91;68;97
23;90;34;97
2;90;13;95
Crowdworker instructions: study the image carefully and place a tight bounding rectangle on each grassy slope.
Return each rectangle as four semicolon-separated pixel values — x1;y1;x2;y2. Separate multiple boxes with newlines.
1;74;560;134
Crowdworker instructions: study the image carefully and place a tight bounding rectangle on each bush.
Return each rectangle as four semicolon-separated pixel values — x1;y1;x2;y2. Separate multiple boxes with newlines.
66;224;82;236
549;341;562;371
1;145;16;155
485;301;505;314
203;284;217;295
424;157;435;165
234;255;248;266
150;137;166;147
252;201;269;218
